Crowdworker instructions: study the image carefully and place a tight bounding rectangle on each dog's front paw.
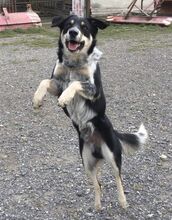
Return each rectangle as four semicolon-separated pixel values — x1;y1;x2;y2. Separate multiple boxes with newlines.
58;96;67;108
95;202;102;211
58;89;75;107
32;94;43;109
58;94;72;107
119;197;128;209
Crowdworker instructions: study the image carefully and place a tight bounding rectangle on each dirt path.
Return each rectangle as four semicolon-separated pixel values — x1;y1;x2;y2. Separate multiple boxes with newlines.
0;28;172;220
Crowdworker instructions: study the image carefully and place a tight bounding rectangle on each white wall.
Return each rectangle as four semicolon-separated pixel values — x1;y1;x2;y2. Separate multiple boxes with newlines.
91;0;154;15
92;0;153;9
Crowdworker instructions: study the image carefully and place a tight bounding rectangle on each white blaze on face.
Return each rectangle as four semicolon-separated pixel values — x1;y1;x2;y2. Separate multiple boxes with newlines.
61;31;67;48
67;27;81;39
80;34;93;54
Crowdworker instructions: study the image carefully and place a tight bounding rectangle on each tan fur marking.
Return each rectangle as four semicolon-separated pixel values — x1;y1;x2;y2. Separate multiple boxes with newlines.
92;170;101;211
101;143;128;209
81;21;85;26
33;79;59;109
79;66;91;78
80;35;93;54
58;81;83;107
82;147;102;210
33;79;50;108
115;175;128;209
47;80;59;96
111;162;128;208
71;19;74;24
54;63;66;78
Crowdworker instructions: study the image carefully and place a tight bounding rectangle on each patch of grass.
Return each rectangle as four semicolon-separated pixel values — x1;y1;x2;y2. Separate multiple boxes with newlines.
0;41;25;46
0;26;59;38
0;36;57;48
0;29;16;38
0;29;57;48
0;22;171;49
98;24;172;40
1;23;172;40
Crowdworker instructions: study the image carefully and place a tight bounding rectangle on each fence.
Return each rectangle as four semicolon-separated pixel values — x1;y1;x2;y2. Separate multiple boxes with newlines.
0;0;72;15
0;0;16;12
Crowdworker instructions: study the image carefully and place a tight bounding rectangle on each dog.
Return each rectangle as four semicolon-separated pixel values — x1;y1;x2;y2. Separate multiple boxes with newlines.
33;15;148;210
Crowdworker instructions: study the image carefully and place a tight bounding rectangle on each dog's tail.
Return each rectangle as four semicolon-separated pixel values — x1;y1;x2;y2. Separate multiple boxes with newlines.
114;124;148;155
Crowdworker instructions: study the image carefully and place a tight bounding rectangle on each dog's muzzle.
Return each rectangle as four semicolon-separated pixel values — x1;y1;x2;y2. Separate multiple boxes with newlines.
65;27;85;52
69;29;79;40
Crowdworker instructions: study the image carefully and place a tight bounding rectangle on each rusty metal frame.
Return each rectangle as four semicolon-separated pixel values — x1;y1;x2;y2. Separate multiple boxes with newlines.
106;0;172;26
125;0;164;18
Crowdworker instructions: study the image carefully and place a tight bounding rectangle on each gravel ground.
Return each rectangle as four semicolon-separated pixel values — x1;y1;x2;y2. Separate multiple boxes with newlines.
0;29;172;220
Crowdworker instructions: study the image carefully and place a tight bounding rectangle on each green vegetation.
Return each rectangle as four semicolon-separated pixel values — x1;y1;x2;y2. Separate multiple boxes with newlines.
0;25;59;48
0;25;58;38
0;22;171;49
0;37;57;48
98;24;172;51
99;23;172;40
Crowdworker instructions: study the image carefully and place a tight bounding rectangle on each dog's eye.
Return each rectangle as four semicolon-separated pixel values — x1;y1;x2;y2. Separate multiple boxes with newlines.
81;24;88;31
66;22;73;29
80;21;88;30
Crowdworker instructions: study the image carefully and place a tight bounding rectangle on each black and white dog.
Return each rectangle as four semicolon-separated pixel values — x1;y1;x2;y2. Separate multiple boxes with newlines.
33;15;148;210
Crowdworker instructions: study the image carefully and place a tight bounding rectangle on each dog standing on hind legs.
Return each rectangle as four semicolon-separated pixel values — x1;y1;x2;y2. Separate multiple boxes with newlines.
33;15;148;210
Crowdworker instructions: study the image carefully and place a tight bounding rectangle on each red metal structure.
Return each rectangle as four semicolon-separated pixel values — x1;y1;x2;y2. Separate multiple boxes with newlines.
107;15;172;26
106;0;172;26
0;4;42;31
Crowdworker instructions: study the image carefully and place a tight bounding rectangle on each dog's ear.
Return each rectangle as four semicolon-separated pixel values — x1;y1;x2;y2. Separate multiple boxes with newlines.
51;16;64;28
88;17;109;30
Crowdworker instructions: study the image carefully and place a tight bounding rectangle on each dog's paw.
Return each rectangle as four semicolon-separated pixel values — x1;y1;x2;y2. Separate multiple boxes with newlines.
95;202;102;211
58;97;67;108
119;197;128;209
58;94;71;107
58;89;75;107
32;94;43;109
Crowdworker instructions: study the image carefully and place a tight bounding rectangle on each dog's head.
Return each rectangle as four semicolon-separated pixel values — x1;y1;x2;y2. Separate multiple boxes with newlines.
52;15;108;57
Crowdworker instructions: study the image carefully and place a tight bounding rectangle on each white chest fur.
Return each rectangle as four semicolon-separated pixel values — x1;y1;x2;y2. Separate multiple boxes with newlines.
54;47;103;129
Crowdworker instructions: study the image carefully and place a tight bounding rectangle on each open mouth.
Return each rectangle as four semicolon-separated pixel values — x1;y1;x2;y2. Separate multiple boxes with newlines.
66;40;85;52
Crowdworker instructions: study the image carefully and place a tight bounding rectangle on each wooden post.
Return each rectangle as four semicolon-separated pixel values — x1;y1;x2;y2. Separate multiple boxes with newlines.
85;0;91;17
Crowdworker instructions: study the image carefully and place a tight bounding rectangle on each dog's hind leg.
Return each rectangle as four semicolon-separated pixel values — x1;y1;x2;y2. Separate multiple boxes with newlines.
33;79;59;109
101;143;128;209
82;143;102;211
92;115;128;208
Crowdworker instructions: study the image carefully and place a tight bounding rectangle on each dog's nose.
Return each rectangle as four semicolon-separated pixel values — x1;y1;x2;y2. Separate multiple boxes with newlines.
69;29;78;39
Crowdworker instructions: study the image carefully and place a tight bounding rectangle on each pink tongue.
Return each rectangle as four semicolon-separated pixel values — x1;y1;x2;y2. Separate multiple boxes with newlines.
68;42;80;51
